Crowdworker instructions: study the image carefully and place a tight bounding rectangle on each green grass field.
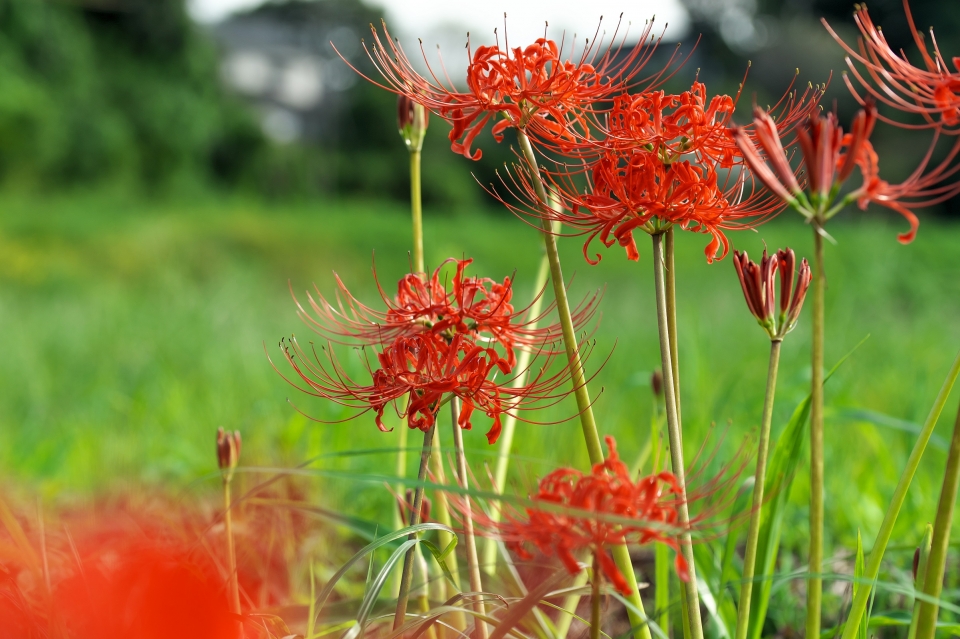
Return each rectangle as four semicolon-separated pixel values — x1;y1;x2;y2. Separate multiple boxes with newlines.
2;189;959;561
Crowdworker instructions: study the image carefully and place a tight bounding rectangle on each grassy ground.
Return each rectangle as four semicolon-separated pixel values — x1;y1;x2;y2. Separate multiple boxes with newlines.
2;189;959;570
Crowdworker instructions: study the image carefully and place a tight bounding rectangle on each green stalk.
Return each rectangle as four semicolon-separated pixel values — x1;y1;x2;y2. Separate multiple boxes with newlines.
450;399;489;639
914;400;960;639
907;525;933;639
394;422;437;630
516;129;652;639
734;340;782;639
807;227;825;639
840;347;960;639
410;146;425;274
482;246;552;575
395;105;425;580
591;553;603;639
223;474;242;619
654;543;670;638
665;228;682;430
555;568;591;639
652;232;703;639
429;430;467;635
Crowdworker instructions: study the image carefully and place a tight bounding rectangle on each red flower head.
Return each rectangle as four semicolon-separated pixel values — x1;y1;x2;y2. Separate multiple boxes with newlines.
499;141;786;264
494;77;821;263
456;436;688;594
294;257;598;372
274;330;591;444
343;18;675;160
823;1;960;131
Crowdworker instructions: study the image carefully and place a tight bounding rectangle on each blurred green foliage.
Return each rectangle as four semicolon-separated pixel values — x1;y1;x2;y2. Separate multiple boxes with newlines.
0;0;267;188
2;189;960;557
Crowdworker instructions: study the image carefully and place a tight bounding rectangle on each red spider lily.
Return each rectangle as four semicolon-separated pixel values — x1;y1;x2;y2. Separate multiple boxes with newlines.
273;331;594;445
491;76;822;263
823;1;960;132
294;257;599;372
0;514;235;639
341;18;678;160
497;145;785;264
734;101;960;243
733;248;811;340
455;436;688;594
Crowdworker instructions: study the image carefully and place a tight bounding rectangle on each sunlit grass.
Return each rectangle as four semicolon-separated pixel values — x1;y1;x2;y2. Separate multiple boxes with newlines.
1;189;959;558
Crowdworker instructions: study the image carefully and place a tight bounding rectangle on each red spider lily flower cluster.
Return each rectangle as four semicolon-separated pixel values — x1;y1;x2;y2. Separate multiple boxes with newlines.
275;259;599;444
497;79;822;263
824;1;960;132
295;257;597;370
460;436;689;594
343;18;680;160
733;248;811;340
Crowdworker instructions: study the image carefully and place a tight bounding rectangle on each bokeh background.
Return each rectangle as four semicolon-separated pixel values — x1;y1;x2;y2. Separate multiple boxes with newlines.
2;0;960;615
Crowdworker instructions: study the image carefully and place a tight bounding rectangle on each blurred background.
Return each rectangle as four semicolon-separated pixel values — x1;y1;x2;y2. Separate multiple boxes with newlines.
2;0;960;606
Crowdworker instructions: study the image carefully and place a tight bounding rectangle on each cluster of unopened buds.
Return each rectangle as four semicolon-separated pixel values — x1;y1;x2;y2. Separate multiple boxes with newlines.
733;248;812;341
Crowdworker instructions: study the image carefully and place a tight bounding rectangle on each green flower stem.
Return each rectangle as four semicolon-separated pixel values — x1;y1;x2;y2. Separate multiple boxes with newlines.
516;128;652;639
555;568;590;639
410;147;425;274
734;339;782;639
482;246;552;575
394;422;437;630
914;400;960;639
665;227;682;429
394;122;425;585
222;474;242;619
840;347;960;639
652;232;703;639
807;226;825;639
591;553;603;639
450;399;489;639
907;524;933;639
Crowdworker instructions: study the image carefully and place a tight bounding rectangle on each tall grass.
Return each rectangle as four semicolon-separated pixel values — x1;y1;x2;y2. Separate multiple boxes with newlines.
2;189;959;558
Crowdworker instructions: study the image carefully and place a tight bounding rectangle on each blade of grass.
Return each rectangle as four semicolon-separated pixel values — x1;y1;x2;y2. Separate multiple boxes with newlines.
841;347;960;639
852;531;866;639
907;524;933;639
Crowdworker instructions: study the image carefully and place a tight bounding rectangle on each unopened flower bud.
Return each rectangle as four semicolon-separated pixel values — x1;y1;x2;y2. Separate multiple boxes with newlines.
398;95;428;152
216;427;242;481
734;248;811;340
651;370;663;397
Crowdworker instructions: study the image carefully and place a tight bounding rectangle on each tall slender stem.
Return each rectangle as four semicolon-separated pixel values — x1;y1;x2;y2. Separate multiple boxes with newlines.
652;232;703;639
735;340;782;639
665;228;682;429
517;129;652;639
483;247;552;575
410;148;425;274
914;400;960;639
840;347;960;639
223;476;241;618
395;124;425;582
450;399;489;639
591;552;603;639
806;226;825;639
394;423;437;629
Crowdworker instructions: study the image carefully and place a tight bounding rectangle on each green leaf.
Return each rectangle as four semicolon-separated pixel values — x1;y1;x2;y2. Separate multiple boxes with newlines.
311;522;454;622
853;530;866;639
